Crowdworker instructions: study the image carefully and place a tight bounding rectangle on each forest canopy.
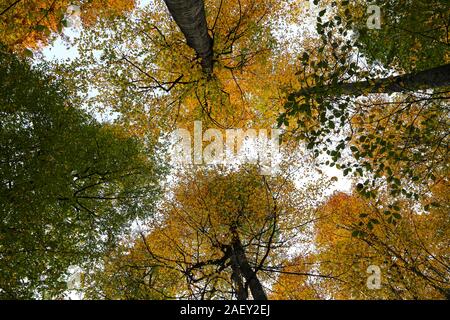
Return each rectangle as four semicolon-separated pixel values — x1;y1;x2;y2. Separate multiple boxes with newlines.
0;0;448;300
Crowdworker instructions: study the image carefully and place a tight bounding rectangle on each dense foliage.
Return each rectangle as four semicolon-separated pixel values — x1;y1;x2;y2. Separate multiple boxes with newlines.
0;0;448;300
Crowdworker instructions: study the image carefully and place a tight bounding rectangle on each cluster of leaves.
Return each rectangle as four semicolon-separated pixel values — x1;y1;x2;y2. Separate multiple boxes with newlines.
277;0;449;220
60;0;302;133
1;0;448;300
0;48;165;298
0;0;135;53
84;162;328;300
349;0;450;72
272;188;450;300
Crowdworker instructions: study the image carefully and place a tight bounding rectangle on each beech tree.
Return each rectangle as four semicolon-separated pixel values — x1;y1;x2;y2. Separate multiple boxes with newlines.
61;0;297;130
1;0;448;301
163;0;213;73
277;0;449;214
84;161;329;300
272;188;450;300
0;49;165;298
0;0;136;53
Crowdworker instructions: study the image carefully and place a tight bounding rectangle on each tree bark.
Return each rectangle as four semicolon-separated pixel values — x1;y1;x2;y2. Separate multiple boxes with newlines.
163;0;213;73
291;63;450;98
231;231;267;300
230;253;248;300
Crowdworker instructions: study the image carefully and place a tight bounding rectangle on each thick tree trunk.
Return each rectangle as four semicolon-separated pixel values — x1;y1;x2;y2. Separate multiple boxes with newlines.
163;0;213;73
230;254;248;300
292;63;450;98
231;232;267;300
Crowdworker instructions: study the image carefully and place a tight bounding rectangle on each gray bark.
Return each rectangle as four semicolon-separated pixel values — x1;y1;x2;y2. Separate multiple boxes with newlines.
231;231;267;300
292;63;450;98
230;253;248;300
163;0;213;73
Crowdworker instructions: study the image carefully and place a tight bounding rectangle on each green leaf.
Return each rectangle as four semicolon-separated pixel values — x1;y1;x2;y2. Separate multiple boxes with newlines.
23;49;34;58
35;25;48;32
302;52;309;62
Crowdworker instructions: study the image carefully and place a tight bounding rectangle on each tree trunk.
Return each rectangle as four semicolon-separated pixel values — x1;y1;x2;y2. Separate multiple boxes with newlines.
163;0;213;73
292;63;450;98
231;232;267;300
230;253;248;300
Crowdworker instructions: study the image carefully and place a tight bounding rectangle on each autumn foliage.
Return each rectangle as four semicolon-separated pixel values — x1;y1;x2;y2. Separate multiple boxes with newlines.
0;0;449;300
0;0;135;52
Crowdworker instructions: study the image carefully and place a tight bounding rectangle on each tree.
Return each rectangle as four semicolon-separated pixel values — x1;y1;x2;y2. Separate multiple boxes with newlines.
0;49;166;299
84;160;329;300
288;63;450;97
348;0;449;72
0;0;135;53
284;0;450;98
272;190;450;299
61;0;297;130
163;0;213;73
3;0;447;301
276;1;449;212
155;0;450;94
